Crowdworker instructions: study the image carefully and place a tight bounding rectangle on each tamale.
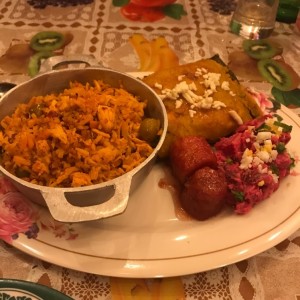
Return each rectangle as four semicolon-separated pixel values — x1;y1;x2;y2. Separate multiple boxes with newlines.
142;58;263;158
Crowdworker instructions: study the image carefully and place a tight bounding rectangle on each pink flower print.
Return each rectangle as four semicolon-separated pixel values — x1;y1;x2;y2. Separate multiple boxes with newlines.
0;189;39;243
247;88;274;113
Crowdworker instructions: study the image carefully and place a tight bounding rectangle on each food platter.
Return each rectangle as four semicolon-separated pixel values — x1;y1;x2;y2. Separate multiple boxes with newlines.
10;103;300;278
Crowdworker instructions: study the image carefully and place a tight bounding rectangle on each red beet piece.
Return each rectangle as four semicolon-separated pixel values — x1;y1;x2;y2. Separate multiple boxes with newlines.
180;167;227;221
170;136;217;184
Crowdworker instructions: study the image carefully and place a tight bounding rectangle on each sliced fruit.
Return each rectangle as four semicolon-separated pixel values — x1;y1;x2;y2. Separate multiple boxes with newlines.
228;51;264;81
257;59;300;91
243;39;283;60
129;34;152;71
157;45;179;70
29;31;65;52
28;51;54;77
129;34;179;72
146;36;169;71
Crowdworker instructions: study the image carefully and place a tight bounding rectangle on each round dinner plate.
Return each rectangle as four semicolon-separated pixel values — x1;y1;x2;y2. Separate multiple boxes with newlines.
12;105;300;278
0;279;72;299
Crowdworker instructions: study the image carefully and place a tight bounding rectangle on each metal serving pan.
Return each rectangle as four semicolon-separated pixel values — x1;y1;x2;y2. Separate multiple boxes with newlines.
0;56;167;223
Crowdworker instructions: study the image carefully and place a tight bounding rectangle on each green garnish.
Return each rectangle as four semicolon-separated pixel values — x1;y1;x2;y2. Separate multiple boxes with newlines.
225;158;233;164
256;123;272;132
272;87;300;108
289;157;296;170
276;142;286;154
270;163;279;176
274;114;283;122
112;0;129;6
231;190;244;202
273;120;293;132
163;4;187;20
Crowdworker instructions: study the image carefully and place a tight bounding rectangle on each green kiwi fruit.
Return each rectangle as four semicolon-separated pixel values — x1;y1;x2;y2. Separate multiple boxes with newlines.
30;31;65;52
243;39;283;60
257;59;300;91
28;51;54;77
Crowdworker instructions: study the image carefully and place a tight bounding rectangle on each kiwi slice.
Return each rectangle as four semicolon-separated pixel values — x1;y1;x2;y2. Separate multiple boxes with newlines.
257;59;300;91
243;39;283;60
30;31;65;52
28;51;54;77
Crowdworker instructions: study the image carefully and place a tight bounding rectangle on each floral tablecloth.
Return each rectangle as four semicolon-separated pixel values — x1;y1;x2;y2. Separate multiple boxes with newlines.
0;0;300;299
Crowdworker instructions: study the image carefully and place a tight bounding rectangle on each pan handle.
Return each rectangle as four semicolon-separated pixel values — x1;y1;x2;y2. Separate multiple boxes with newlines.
40;175;132;223
40;54;102;73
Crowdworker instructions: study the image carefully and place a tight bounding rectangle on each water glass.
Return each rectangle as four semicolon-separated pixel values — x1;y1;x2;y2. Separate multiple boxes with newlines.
230;0;279;39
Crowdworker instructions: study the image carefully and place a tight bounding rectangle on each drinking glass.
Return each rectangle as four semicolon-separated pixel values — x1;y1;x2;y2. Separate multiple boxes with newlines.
230;0;279;39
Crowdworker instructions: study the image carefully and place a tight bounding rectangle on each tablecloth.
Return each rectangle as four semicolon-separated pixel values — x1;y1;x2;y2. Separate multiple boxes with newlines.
0;0;300;299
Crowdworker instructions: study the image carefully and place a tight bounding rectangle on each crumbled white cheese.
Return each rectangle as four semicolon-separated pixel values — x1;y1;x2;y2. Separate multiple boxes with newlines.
195;68;202;77
154;82;163;89
202;72;221;92
240;148;253;169
228;110;243;125
175;99;183;109
270;149;278;160
252;156;263;167
161;88;178;100
269;170;279;183
257;164;268;174
156;67;245;117
212;101;227;109
160;80;227;112
239;117;282;177
178;75;185;81
221;81;230;90
189;82;197;91
256;131;272;142
256;150;270;163
158;94;166;100
195;67;208;77
189;109;197;118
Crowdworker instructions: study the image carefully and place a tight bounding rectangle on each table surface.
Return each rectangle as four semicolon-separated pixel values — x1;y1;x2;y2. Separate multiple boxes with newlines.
0;1;300;299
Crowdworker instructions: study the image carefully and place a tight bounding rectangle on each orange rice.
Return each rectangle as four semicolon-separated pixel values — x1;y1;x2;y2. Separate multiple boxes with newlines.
0;80;154;187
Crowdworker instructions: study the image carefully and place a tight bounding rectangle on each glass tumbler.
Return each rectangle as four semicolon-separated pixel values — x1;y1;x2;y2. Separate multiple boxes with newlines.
230;0;279;39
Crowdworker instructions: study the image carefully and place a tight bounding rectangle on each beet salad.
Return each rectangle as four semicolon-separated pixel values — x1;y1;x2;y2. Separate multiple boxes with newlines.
215;114;295;214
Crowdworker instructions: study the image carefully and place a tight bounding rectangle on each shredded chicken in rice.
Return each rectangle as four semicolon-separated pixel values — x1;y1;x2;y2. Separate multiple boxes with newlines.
0;80;154;187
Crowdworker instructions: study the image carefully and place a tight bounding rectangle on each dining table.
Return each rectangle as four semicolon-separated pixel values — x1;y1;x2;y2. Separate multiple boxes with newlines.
0;0;300;299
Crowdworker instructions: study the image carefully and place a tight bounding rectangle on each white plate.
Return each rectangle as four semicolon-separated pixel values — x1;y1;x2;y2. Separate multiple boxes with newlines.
12;105;300;278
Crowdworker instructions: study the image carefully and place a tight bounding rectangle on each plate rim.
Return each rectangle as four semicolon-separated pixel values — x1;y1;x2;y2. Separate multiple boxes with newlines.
13;203;300;278
10;105;300;278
